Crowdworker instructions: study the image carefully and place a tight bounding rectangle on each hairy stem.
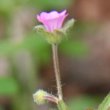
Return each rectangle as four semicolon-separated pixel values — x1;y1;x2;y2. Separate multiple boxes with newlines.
52;44;63;100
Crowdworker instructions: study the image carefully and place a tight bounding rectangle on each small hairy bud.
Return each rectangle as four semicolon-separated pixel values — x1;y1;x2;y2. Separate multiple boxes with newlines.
33;89;58;105
33;90;47;105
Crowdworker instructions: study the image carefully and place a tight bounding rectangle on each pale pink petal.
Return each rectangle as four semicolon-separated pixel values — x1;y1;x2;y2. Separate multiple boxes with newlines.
60;10;67;15
40;12;48;19
42;19;57;32
57;14;68;28
47;11;59;19
36;15;42;22
36;10;68;32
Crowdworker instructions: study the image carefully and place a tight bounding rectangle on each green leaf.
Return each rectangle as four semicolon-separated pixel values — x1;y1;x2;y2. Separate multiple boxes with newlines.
98;93;110;110
0;77;19;95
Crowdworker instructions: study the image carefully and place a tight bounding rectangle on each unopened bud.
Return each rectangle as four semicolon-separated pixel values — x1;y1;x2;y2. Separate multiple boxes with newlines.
33;90;47;105
33;89;58;105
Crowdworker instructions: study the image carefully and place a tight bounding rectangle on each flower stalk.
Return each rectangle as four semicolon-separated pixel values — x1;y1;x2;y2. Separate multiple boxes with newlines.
52;44;69;110
52;44;63;100
57;100;68;110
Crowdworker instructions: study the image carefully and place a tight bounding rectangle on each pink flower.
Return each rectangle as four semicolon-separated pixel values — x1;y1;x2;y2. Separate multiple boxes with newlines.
36;10;68;32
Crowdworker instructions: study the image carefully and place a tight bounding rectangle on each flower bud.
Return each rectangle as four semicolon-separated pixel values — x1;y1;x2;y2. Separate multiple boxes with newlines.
33;89;58;105
33;90;47;105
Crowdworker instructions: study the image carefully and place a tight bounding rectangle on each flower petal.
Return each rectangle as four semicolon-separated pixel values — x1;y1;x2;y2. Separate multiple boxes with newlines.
36;10;68;32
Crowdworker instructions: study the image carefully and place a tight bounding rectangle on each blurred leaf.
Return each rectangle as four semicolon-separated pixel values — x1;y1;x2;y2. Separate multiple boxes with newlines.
0;77;19;95
0;0;15;13
68;95;100;110
25;33;51;64
98;93;110;110
60;40;88;57
0;33;50;64
59;21;99;57
30;0;72;9
0;106;4;110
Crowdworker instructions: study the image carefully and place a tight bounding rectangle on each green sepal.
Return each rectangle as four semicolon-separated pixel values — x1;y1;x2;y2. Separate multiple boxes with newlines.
62;19;75;34
34;19;75;44
34;25;45;33
34;25;64;44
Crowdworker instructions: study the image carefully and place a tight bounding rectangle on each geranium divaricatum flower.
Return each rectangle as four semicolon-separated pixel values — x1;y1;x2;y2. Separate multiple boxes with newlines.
36;10;68;32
